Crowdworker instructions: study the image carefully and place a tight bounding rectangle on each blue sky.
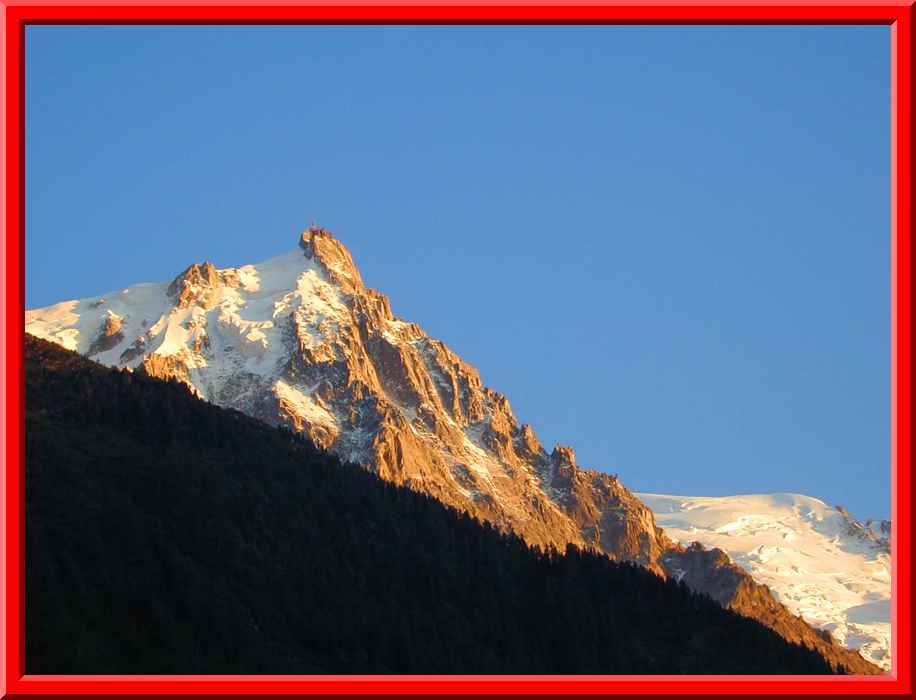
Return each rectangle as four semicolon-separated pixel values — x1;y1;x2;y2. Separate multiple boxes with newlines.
26;26;890;519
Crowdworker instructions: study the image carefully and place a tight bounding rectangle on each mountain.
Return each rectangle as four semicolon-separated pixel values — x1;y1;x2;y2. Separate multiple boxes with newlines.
25;226;882;674
639;493;892;670
25;334;844;674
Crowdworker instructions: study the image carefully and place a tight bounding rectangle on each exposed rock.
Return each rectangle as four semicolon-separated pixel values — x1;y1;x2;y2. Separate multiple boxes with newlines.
300;226;364;294
517;424;542;460
550;444;577;480
837;505;891;554
119;336;148;365
87;312;124;357
137;352;201;398
167;261;239;310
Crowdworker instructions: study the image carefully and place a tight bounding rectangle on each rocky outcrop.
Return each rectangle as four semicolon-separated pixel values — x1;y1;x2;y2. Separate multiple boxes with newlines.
168;261;241;310
138;352;195;389
299;226;364;294
837;505;891;554
87;312;124;357
24;225;884;675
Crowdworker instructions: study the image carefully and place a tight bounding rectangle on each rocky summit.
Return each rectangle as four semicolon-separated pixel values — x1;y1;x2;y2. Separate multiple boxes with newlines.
25;226;882;674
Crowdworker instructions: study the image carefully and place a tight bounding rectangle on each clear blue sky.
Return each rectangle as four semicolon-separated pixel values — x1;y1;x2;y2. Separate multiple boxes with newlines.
26;26;890;519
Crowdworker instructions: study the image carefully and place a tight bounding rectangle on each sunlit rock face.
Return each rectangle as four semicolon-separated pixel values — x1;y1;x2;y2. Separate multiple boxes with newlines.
26;226;883;675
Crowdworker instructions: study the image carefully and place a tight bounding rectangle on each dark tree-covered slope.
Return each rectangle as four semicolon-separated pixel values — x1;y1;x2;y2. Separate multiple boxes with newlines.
26;334;842;675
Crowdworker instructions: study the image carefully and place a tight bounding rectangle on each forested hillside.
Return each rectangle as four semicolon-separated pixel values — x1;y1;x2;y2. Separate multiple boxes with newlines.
26;334;841;674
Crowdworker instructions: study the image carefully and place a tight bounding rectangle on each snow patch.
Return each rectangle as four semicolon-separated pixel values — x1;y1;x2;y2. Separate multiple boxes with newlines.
274;379;338;429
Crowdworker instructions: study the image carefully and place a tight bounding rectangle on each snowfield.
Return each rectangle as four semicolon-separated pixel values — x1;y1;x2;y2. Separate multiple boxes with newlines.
638;493;892;670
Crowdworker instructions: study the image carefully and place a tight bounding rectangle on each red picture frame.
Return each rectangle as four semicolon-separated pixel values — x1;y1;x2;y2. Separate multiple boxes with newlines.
2;3;911;696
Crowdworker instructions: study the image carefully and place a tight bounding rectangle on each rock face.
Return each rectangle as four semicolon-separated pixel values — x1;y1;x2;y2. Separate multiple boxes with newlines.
87;311;124;357
836;505;891;554
25;226;882;675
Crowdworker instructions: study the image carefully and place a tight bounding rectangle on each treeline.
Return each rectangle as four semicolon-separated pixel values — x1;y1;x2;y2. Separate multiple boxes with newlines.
25;334;838;674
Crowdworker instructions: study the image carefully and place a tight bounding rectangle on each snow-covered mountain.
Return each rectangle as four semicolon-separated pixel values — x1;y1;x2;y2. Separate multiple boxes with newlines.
639;493;892;670
25;226;882;674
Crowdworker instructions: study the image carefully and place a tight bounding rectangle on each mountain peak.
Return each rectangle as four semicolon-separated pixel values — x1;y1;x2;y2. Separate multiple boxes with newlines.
24;233;885;676
299;224;335;247
167;261;221;309
298;225;363;293
551;443;576;466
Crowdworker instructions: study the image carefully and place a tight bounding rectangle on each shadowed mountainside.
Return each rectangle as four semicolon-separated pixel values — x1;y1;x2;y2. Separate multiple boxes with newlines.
27;334;843;675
